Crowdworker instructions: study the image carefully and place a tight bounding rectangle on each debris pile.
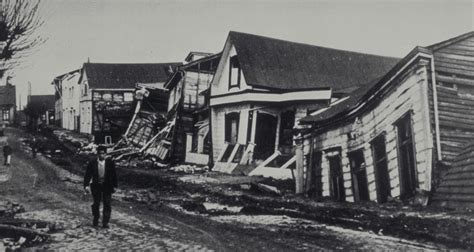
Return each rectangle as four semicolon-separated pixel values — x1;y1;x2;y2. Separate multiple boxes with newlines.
0;200;25;217
170;164;209;174
113;189;161;205
0;201;53;249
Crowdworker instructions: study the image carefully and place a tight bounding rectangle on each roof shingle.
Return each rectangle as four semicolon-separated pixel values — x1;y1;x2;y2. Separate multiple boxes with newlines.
229;31;400;92
82;62;182;89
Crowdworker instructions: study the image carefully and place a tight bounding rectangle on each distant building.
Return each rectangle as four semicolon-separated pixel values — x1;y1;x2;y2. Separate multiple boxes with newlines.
0;83;16;125
52;69;81;130
27;95;55;125
78;62;181;144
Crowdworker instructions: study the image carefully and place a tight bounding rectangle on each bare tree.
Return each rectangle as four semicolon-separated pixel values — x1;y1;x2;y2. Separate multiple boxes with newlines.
0;0;44;75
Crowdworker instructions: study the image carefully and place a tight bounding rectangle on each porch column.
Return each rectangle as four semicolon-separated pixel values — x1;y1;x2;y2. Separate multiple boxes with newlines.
295;135;304;194
186;133;193;152
197;134;204;153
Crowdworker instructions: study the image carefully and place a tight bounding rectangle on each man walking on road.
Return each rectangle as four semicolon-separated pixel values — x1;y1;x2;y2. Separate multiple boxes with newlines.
3;143;12;166
83;145;117;228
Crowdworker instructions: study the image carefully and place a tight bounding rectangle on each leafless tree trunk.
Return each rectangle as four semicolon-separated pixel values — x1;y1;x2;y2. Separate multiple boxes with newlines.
0;0;45;75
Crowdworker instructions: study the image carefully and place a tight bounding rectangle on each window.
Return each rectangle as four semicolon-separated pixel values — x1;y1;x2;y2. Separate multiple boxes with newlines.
348;149;369;202
395;113;418;199
229;55;241;89
2;109;9;121
371;134;391;203
83;84;88;96
225;112;240;144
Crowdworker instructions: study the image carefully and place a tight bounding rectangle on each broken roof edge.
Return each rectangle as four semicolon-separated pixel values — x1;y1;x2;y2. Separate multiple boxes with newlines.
299;46;433;128
51;68;81;85
164;53;222;90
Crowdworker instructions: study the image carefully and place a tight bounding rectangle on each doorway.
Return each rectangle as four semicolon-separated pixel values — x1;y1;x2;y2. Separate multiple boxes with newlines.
396;113;417;199
254;112;277;160
371;134;391;203
328;153;345;202
348;149;369;202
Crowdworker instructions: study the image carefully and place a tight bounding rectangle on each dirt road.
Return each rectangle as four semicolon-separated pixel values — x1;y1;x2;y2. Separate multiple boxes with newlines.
0;128;447;250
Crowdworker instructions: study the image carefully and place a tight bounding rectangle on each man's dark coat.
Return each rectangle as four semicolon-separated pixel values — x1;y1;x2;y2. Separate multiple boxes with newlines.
83;158;117;193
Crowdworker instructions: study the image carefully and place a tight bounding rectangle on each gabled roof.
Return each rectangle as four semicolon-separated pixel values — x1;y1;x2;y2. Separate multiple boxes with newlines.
0;84;15;106
80;62;182;89
228;31;400;92
28;95;55;110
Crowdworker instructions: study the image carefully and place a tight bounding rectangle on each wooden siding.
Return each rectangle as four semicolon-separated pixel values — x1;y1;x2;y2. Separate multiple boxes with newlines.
433;143;474;209
433;35;474;164
306;62;433;202
431;35;474;209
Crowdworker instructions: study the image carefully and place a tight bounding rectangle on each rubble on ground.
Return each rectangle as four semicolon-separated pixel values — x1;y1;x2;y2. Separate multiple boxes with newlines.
0;201;54;249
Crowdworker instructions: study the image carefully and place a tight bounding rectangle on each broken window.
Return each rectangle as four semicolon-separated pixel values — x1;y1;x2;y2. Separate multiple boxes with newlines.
396;113;418;199
113;93;124;102
229;55;241;89
225;112;239;144
371;134;391;203
124;92;134;102
93;92;102;101
348;149;369;202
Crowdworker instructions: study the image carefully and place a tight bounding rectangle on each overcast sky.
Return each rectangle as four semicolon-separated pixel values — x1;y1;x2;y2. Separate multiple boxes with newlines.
10;0;474;108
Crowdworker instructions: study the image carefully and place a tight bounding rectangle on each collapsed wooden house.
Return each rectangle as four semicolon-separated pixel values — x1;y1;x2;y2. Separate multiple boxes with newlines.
164;52;221;164
115;53;220;163
208;31;399;178
78;62;181;144
296;31;474;204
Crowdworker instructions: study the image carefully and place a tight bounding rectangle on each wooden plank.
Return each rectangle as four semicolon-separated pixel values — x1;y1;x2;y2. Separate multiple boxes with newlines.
435;52;474;62
436;65;474;78
438;48;474;58
441;43;474;52
436;74;474;87
435;58;474;70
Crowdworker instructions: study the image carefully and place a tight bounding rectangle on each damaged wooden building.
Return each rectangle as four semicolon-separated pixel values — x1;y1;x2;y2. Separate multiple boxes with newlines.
78;62;181;144
116;52;220;163
296;31;474;204
208;31;399;179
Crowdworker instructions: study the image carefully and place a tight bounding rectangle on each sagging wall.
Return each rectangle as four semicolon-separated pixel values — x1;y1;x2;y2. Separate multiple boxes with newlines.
305;61;433;202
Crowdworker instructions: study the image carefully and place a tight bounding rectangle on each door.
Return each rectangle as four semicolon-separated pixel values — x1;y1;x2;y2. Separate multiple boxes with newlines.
254;112;277;160
328;153;345;202
396;113;417;199
371;135;391;203
348;149;369;202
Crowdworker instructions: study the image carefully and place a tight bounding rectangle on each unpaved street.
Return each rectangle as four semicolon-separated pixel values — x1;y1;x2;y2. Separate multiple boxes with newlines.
0;128;446;250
